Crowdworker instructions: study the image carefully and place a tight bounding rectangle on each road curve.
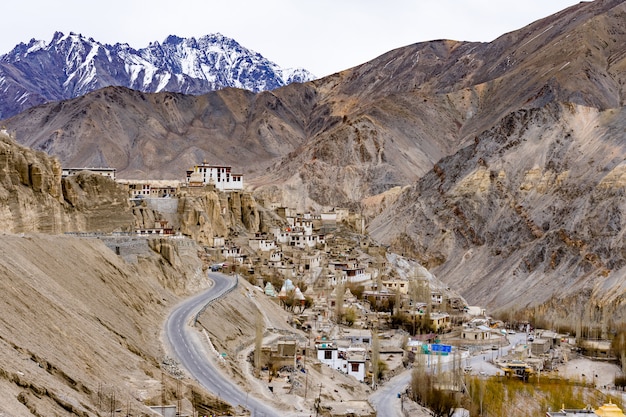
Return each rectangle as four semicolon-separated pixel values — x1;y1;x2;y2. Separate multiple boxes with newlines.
164;272;280;417
369;369;412;417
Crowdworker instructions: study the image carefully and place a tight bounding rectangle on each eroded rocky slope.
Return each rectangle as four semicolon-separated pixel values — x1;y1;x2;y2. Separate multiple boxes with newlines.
370;102;626;321
0;131;135;233
2;0;626;321
0;132;278;415
0;232;226;416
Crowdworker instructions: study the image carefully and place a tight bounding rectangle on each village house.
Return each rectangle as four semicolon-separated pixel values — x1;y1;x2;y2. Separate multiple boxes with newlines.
362;288;394;305
249;234;277;252
301;252;322;271
259;340;298;370
222;245;244;264
185;162;243;191
62;167;117;180
135;219;175;236
275;206;298;219
461;325;492;341
212;236;226;247
329;260;370;283
531;338;551;356
324;272;347;288
345;347;367;382
315;339;369;383
431;291;444;305
334;208;350;223
118;179;180;198
267;250;283;267
288;215;314;235
381;278;409;294
289;232;317;248
127;181;151;197
406;337;425;354
466;306;487;316
429;312;451;332
271;227;291;244
316;340;343;371
342;329;372;346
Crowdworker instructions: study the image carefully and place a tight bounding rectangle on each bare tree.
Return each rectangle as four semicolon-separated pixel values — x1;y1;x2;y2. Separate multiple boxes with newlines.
371;330;380;389
335;283;345;325
254;313;263;377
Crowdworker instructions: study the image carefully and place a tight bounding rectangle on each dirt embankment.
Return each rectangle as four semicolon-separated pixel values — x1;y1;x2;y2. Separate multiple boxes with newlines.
196;278;373;415
0;232;220;416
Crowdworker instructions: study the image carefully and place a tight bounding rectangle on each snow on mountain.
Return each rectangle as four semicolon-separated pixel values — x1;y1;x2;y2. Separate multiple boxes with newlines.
0;31;316;119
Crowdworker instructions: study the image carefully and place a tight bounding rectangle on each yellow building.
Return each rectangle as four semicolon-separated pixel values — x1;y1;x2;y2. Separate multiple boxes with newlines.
596;402;626;417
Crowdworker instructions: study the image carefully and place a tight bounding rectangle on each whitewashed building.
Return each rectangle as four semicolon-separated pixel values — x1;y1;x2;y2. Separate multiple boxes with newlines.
118;179;180;198
271;227;291;244
316;341;343;372
302;252;322;270
62;167;116;180
222;246;244;264
249;235;276;252
289;232;320;248
316;341;368;382
381;278;409;294
431;291;444;305
345;347;367;382
461;325;493;341
212;236;226;248
330;261;371;283
288;216;314;235
186;162;243;191
268;251;283;267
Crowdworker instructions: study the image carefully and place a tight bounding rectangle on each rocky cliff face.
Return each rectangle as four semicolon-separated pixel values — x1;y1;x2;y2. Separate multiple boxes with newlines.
175;188;263;245
0;131;135;233
369;102;626;322
0;130;268;240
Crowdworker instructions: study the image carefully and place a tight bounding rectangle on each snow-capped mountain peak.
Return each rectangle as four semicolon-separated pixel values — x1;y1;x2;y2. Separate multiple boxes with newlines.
0;31;316;119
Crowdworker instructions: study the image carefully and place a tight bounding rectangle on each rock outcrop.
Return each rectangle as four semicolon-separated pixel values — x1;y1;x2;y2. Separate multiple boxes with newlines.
369;103;626;324
176;188;263;245
0;131;135;233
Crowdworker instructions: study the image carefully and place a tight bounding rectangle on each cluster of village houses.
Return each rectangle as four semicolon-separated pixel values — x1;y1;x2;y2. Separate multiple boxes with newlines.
62;164;602;390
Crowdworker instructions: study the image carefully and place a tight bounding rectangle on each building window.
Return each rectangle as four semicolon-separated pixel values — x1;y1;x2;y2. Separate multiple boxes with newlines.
324;350;332;360
351;363;360;372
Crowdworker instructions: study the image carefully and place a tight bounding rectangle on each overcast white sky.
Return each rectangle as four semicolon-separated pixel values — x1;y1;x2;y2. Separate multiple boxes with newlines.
3;1;582;77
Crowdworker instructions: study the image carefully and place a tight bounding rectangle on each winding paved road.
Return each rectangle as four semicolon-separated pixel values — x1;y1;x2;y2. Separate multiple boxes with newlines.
164;272;280;417
166;272;526;417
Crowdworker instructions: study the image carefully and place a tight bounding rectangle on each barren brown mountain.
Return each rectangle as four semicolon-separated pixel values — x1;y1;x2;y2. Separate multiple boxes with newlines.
0;131;287;415
1;0;626;403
